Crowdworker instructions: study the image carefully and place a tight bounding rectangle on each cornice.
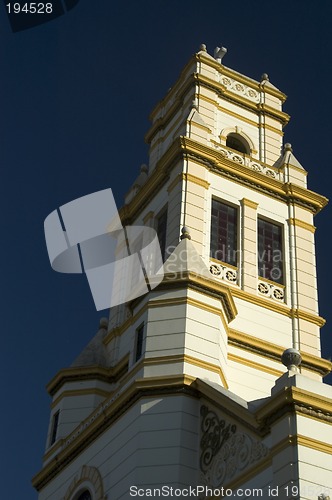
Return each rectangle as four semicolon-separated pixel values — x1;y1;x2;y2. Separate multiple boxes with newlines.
181;136;327;214
284;182;328;214
47;355;129;397
144;354;228;389
32;374;199;491
120;136;327;228
146;54;288;146
229;328;331;376
231;287;325;327
33;370;332;492
291;307;326;327
51;388;111;410
256;385;332;425
195;52;287;102
193;73;290;126
158;270;238;322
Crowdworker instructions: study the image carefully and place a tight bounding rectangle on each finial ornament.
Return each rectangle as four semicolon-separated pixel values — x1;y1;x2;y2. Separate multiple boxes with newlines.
99;317;108;330
284;143;293;152
199;44;207;52
281;348;302;372
140;163;148;173
261;73;269;81
214;46;227;63
180;226;191;240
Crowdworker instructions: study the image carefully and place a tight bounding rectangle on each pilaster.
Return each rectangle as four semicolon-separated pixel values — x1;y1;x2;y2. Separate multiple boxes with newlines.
241;198;258;293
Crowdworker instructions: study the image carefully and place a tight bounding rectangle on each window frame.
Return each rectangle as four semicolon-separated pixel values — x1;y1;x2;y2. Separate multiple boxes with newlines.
210;197;239;268
257;216;284;285
73;490;93;500
134;323;144;363
226;133;250;155
49;410;60;446
155;205;168;262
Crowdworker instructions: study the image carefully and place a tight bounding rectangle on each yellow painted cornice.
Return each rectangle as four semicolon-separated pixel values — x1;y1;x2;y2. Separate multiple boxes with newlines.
46;355;129;397
146;55;287;145
270;434;332;457
256;385;332;423
51;388;111;410
231;286;290;314
284;182;328;213
144;354;228;389
195;52;287;102
32;368;332;491
195;72;289;125
291;307;326;327
32;374;198;491
229;328;331;376
121;135;326;225
160;270;238;322
256;102;290;125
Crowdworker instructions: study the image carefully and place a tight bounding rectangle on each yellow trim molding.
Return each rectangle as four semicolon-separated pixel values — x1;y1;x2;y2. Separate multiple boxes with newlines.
256;385;332;422
241;198;259;210
271;434;332;456
228;328;331;376
288;217;316;233
228;352;283;377
144;354;228;389
32;374;198;491
47;354;129;396
51;388;110;410
185;172;210;189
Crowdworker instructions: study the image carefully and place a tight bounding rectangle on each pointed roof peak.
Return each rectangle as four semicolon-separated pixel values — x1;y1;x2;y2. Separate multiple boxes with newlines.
163;234;211;280
71;321;109;368
273;143;306;171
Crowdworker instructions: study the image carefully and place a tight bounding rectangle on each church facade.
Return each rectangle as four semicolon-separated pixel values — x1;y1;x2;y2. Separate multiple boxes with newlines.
33;45;332;500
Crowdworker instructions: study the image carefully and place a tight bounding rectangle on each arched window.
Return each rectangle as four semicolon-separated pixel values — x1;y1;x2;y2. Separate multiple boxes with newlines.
76;491;92;500
226;133;249;154
64;465;104;500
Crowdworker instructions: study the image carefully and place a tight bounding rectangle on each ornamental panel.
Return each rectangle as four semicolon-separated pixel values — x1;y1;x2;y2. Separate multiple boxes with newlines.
200;405;269;487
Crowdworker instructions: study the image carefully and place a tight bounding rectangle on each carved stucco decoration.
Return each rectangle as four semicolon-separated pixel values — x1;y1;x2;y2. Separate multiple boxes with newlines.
200;405;269;487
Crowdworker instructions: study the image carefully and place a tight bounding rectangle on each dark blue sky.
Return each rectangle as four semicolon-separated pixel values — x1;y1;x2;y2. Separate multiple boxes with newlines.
1;1;331;498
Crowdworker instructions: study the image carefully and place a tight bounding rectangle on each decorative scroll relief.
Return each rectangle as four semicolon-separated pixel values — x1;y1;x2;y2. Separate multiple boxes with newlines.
258;280;285;302
209;262;238;285
213;144;282;181
218;75;260;103
200;406;269;487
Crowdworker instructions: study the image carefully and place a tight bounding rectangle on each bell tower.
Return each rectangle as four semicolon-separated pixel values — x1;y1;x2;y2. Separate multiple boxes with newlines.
33;45;332;500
